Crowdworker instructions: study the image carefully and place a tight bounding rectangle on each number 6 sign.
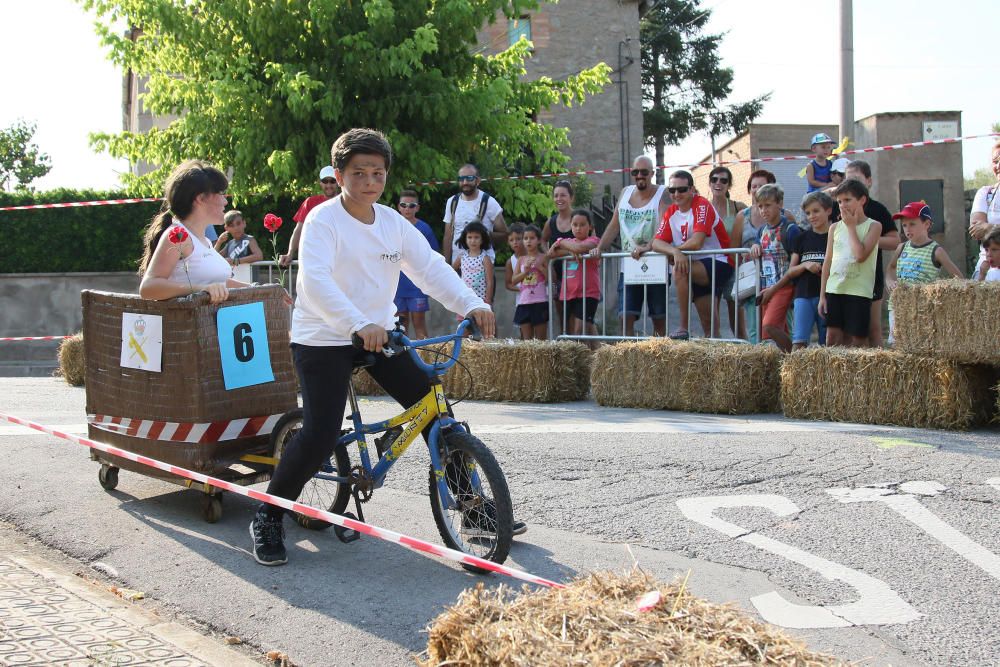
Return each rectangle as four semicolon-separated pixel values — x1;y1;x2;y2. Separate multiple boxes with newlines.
216;302;275;390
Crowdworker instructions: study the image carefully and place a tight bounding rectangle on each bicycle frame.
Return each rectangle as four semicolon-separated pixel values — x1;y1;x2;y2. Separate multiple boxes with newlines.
313;321;482;511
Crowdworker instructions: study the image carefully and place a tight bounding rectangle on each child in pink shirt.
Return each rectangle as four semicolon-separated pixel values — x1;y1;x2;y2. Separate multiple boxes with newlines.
547;210;601;348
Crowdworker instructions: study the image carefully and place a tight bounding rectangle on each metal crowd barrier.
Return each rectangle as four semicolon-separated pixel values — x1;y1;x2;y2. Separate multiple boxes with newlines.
546;248;760;343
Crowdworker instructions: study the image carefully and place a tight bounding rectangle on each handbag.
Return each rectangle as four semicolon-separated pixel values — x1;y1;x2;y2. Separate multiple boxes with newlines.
731;259;759;302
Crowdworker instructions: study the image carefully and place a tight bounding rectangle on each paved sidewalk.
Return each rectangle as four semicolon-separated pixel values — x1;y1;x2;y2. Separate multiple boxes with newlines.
0;523;257;667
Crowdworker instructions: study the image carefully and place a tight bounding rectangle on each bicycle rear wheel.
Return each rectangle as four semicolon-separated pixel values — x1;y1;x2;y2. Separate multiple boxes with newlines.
429;431;513;573
270;409;352;530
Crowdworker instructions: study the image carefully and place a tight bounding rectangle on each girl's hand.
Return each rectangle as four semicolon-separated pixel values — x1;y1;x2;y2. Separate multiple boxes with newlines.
203;283;229;303
817;296;827;317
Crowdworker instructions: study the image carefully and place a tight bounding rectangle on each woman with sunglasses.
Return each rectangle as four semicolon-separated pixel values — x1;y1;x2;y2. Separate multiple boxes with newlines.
541;180;576;333
969;139;1000;279
707;166;748;339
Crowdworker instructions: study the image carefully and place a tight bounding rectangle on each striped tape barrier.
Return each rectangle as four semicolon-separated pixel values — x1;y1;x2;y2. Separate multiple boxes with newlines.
0;336;74;342
88;413;283;443
0;411;562;589
1;132;996;212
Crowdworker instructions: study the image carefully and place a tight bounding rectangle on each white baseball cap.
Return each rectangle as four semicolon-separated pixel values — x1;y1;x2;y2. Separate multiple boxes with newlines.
319;166;336;180
831;157;850;174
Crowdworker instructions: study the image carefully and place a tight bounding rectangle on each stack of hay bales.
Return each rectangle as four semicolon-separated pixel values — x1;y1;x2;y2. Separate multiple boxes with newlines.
57;332;86;386
420;570;841;666
590;338;781;414
781;281;1000;429
352;340;591;403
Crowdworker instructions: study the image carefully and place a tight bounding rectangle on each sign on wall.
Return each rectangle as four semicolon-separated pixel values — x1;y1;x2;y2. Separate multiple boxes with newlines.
120;313;163;372
923;121;959;141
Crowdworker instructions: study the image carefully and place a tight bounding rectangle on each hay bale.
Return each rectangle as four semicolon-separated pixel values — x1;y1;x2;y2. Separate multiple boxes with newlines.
781;347;997;430
57;332;85;386
893;280;1000;364
590;339;781;414
420;569;842;667
349;340;591;403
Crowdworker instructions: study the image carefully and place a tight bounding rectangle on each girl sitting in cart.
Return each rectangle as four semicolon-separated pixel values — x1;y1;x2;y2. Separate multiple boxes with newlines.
138;160;250;303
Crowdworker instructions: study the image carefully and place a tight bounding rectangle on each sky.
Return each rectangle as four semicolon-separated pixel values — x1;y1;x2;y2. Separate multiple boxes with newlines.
1;0;997;193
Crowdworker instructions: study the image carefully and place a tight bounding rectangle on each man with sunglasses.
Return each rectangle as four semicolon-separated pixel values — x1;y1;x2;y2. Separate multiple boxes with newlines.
443;164;508;267
279;165;342;267
393;190;440;338
594;156;669;336
652;170;734;339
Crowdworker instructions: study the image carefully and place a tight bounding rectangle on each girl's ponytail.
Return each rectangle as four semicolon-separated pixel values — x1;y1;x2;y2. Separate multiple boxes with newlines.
138;209;174;276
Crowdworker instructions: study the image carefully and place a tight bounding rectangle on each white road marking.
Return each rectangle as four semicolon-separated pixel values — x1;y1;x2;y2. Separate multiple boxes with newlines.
676;494;921;629
986;478;1000;493
829;484;1000;581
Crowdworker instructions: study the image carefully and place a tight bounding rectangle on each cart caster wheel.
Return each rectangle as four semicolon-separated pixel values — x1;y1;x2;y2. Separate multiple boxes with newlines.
202;494;223;523
98;465;119;491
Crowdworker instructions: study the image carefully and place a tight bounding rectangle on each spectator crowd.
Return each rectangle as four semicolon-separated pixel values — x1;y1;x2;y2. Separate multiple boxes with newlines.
228;133;1000;350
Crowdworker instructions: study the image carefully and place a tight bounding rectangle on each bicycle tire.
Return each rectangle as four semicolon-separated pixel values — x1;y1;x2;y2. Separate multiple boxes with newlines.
428;430;513;573
269;408;352;530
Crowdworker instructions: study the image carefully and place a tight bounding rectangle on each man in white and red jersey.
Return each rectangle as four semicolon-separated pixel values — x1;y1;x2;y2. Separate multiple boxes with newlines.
652;170;735;338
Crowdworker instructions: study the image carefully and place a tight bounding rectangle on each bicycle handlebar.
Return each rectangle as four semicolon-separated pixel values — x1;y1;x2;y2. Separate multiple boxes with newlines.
350;318;479;377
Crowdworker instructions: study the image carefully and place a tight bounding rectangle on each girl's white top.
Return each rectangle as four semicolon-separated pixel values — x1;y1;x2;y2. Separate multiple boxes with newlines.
292;196;487;346
167;222;232;287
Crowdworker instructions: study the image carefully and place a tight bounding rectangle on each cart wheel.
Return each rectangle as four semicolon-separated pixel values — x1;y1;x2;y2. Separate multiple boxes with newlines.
202;494;223;523
98;465;119;491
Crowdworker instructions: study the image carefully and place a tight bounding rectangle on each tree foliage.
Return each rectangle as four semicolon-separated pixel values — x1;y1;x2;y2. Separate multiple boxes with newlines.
640;0;768;171
0;120;52;192
81;0;610;220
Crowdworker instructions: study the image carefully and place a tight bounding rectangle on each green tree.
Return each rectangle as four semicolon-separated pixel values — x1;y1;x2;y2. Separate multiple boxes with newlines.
641;0;768;176
0;120;52;192
81;0;610;221
964;121;1000;190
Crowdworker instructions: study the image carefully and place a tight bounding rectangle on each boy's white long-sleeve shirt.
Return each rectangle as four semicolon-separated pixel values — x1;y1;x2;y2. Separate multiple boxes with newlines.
291;196;487;346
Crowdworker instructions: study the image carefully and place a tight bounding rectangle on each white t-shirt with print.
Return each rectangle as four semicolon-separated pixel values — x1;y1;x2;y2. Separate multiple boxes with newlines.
446;190;503;260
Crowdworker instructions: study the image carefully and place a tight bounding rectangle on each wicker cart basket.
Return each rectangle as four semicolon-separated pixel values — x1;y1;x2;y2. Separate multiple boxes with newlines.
82;286;297;478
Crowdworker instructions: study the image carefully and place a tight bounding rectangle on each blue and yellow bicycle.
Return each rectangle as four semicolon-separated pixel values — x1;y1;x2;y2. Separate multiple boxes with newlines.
269;319;513;571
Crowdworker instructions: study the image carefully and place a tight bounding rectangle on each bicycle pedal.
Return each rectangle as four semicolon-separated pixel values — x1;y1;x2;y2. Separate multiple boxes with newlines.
334;511;362;544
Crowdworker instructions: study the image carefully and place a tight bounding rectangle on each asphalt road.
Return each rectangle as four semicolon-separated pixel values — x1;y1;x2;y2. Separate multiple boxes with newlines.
2;378;999;665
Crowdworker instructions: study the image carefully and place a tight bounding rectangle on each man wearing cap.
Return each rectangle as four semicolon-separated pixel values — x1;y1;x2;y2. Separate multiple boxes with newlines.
806;133;835;193
279;166;341;267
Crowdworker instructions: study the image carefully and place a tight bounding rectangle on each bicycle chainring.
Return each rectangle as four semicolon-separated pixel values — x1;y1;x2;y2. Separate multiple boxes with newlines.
350;465;374;502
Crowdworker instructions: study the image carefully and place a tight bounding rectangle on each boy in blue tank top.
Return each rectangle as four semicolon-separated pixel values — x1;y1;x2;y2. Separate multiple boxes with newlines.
806;133;835;193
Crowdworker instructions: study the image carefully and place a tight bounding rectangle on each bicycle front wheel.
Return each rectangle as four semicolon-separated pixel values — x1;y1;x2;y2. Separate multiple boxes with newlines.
270;408;353;530
429;431;513;572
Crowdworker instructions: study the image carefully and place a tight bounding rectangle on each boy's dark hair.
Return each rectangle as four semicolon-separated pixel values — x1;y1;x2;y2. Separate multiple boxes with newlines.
983;225;1000;247
746;169;776;193
833;178;869;202
522;223;542;239
669;170;694;187
457;221;492;250
801;191;835;212
399;189;418;200
508;222;527;234
330;128;392;172
571;209;593;226
846;159;872;179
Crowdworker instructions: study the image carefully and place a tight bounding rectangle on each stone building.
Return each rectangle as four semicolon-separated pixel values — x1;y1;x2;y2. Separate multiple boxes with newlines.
476;1;648;196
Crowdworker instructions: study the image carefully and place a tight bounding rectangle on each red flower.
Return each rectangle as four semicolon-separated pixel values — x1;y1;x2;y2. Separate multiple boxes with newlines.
167;226;188;244
263;213;283;233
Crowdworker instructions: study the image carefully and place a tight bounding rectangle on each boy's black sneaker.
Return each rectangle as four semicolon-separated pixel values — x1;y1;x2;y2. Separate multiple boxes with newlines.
249;506;287;566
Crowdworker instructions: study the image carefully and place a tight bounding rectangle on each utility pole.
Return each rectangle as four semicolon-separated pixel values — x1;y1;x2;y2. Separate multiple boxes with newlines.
839;0;854;141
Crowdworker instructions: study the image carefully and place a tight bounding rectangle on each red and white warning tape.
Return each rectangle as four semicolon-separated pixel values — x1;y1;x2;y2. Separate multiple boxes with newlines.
0;411;562;588
0;197;162;212
0;132;995;212
0;336;73;342
88;413;283;443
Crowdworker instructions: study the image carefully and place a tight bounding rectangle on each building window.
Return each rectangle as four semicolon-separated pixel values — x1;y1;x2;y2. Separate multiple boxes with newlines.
508;16;531;47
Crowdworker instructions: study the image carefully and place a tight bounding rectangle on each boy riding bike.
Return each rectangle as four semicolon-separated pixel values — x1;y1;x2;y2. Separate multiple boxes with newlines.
251;128;523;566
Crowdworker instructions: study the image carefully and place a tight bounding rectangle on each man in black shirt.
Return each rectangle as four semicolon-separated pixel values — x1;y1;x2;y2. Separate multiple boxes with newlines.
839;160;900;347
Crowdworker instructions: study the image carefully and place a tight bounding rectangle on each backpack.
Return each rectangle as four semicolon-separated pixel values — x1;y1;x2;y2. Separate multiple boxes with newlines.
449;191;491;226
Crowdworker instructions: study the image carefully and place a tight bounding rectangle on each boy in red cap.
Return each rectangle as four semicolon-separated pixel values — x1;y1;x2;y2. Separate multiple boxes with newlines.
885;201;963;343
